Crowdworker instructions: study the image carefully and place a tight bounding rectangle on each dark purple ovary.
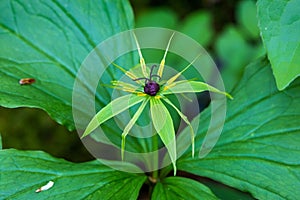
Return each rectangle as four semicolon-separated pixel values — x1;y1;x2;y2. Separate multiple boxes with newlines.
144;81;160;96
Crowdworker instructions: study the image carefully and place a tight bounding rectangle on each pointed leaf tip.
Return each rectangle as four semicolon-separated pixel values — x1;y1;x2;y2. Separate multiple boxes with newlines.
162;80;233;100
162;97;195;158
226;93;234;100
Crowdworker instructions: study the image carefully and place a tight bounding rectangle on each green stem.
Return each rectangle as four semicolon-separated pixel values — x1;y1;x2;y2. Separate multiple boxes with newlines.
159;165;172;179
152;133;159;181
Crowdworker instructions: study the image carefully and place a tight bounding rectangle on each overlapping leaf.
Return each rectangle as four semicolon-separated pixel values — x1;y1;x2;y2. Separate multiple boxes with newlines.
0;0;135;130
257;0;300;90
151;177;218;200
178;57;300;199
0;149;146;200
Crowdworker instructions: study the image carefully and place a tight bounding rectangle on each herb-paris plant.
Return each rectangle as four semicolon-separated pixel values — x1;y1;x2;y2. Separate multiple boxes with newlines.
1;0;300;199
81;32;232;176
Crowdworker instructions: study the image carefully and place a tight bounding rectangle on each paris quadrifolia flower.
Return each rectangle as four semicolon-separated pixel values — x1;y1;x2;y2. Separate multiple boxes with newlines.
81;32;232;175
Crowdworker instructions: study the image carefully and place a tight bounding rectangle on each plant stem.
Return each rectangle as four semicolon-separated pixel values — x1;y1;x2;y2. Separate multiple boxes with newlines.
151;133;159;181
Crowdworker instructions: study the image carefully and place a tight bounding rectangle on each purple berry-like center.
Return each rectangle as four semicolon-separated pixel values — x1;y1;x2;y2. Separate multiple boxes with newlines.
144;81;160;96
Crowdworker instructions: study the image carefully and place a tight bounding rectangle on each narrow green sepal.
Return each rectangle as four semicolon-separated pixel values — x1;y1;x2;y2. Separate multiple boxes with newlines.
82;94;144;138
121;98;149;160
150;98;177;175
162;80;233;99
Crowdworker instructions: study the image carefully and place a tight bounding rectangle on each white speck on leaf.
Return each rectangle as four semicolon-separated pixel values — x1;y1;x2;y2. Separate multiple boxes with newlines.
35;181;54;193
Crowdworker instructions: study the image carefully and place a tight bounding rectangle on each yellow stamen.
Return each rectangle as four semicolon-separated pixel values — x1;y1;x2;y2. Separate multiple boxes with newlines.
157;32;175;78
163;86;170;91
137;92;147;96
125;71;139;80
110;62;139;80
123;88;137;93
158;59;165;78
132;32;148;77
166;53;202;86
111;80;140;94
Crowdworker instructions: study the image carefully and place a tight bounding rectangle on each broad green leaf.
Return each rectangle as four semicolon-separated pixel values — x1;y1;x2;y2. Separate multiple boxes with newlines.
199;178;255;200
0;0;135;130
82;94;145;138
165;53;200;86
0;149;146;199
162;80;232;99
150;98;177;175
236;0;260;39
178;11;214;47
178;57;300;199
151;177;218;200
257;0;300;90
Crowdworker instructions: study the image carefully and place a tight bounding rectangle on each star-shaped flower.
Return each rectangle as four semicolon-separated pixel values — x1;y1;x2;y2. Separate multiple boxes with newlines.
81;32;232;175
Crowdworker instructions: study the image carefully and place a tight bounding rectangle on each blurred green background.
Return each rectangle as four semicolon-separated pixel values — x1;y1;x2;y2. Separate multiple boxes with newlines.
0;1;261;198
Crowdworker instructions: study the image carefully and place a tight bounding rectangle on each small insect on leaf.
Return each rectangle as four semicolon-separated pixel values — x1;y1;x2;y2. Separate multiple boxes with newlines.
35;181;54;193
19;78;35;85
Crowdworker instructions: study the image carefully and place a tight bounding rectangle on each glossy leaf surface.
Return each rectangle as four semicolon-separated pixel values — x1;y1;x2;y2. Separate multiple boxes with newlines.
0;0;134;130
178;58;300;199
151;177;218;200
0;149;146;199
257;0;300;90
